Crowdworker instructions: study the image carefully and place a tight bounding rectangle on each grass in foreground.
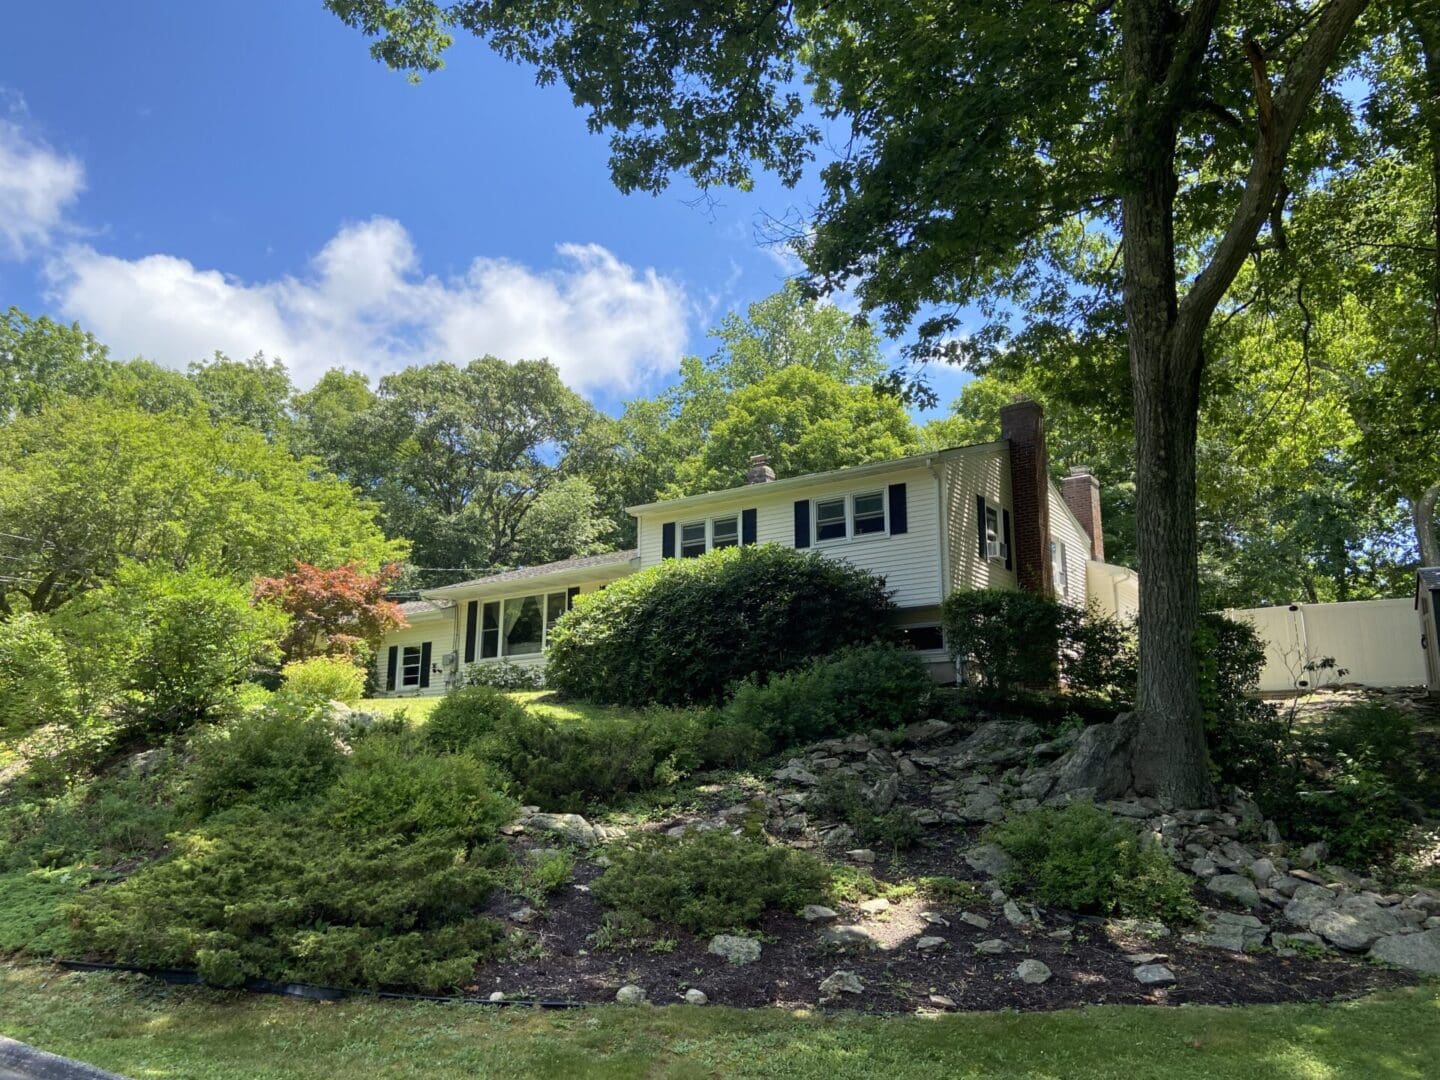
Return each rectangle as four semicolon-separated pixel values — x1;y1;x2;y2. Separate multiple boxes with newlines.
1;966;1437;1080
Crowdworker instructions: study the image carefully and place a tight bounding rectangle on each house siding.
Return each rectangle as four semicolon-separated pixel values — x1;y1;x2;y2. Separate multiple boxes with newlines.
375;613;453;697
1047;482;1090;606
942;444;1018;595
636;463;946;610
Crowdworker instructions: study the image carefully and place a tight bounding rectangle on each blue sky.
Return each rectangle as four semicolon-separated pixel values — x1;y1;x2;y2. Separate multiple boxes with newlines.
0;1;967;415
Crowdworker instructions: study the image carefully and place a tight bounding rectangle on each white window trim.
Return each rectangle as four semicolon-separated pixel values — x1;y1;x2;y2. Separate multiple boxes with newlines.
476;589;573;662
401;644;423;687
679;513;743;557
982;503;1008;563
1051;539;1070;598
812;490;889;546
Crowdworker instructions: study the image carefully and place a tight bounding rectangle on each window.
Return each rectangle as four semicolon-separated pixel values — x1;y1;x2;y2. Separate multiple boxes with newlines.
545;592;567;647
481;601;500;659
504;595;544;655
712;515;739;549
680;521;707;558
899;625;945;651
1051;540;1069;598
815;497;848;541
481;591;572;660
985;506;1004;560
853;490;886;535
401;645;423;687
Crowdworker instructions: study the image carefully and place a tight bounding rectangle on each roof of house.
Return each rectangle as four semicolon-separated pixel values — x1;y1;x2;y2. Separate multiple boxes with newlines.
422;549;639;598
625;442;1003;517
1418;567;1440;592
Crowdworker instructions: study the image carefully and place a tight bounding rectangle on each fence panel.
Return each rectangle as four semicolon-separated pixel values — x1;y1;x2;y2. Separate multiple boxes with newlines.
1221;599;1426;691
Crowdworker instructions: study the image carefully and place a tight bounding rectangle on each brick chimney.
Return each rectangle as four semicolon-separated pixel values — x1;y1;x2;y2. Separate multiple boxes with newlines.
999;399;1052;595
1062;465;1104;561
746;454;776;484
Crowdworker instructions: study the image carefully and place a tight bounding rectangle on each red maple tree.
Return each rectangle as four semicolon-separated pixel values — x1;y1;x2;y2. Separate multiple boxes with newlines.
253;562;407;663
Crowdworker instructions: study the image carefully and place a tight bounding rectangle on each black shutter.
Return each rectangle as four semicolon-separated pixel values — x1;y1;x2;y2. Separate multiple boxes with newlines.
419;641;432;688
888;483;908;535
661;522;675;559
1002;509;1013;571
566;586;580;607
793;500;811;548
463;600;478;664
385;645;398;691
741;508;757;545
976;494;988;559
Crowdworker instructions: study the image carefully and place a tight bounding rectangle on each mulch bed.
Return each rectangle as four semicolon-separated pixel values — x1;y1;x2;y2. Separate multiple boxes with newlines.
471;820;1419;1013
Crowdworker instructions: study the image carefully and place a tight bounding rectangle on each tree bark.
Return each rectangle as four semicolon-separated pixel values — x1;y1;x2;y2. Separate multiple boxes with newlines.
1417;482;1440;569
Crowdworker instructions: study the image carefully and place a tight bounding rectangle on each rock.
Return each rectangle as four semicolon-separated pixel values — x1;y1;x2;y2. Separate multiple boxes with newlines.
928;994;957;1008
1271;875;1306;898
916;935;947;951
1248;858;1278;885
684;988;709;1005
1046;928;1074;942
802;905;839;924
859;898;891;916
615;985;647;1005
509;906;538;924
1190;857;1218;879
1206;873;1264;910
526;813;599;846
1015;959;1052;985
1184;911;1267;952
904;719;953;744
1123;952;1167;964
959;912;991;930
773;762;820;785
952;719;1043;768
1310;897;1403;951
964;843;1015;880
488;991;505;1001
920;911;950;926
1003;900;1030;927
1045;713;1137;800
913;808;941;825
1323;865;1365;890
821;925;878;948
1133;964;1176;985
818;971;865;1000
1271;932;1324;950
708;934;762;966
846;848;876;864
1291;841;1328;870
1369;929;1440;975
974;938;1010;955
869;774;900;812
120;747;168;778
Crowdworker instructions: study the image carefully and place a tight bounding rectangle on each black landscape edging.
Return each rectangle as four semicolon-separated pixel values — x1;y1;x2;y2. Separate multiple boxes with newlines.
55;960;584;1009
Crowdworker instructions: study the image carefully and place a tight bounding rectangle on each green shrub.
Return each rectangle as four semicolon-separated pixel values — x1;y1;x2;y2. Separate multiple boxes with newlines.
279;657;366;705
323;734;517;841
986;802;1199;923
187;701;346;817
0;868;84;957
473;706;711;812
464;661;545;691
0;613;79;735
424;685;532;754
722;644;934;751
0;771;180;872
592;829;830;935
809;773;922;851
546;545;896;707
70;816;508;992
943;590;1065;692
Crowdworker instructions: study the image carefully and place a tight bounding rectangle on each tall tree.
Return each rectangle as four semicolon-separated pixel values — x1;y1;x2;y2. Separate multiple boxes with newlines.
328;0;1383;803
188;352;296;442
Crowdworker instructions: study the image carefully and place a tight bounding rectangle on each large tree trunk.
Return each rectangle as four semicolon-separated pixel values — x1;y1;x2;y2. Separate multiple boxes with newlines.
1417;482;1440;568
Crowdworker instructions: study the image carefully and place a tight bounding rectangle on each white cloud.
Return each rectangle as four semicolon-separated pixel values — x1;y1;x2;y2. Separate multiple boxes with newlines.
0;111;84;258
46;218;689;393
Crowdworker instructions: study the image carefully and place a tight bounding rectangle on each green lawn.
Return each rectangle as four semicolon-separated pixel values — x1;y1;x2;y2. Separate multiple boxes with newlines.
356;695;443;722
1;965;1437;1080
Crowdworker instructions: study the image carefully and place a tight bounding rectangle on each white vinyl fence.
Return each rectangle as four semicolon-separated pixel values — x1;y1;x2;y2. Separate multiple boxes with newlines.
1220;599;1427;692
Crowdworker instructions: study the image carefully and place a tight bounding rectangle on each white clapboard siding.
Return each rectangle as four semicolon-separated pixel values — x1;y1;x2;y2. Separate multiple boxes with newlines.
1047;481;1090;606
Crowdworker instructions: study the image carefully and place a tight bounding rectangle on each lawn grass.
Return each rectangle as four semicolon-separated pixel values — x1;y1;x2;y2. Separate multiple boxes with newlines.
356;695;442;722
355;690;624;727
1;965;1436;1080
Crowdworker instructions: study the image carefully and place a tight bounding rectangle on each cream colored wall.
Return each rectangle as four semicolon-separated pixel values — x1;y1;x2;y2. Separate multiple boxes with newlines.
375;613;454;697
941;444;1017;594
1046;482;1090;606
1087;561;1140;621
636;463;947;609
1221;599;1427;691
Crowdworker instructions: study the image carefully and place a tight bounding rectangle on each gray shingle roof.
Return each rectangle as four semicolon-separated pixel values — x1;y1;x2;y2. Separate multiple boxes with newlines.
425;549;638;595
397;599;449;616
1419;567;1440;592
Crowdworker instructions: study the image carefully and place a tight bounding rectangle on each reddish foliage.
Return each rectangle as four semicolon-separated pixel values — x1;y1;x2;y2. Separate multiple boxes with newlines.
253;562;407;662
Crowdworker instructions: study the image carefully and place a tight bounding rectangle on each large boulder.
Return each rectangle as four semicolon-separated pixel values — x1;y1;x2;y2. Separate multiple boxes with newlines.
964;843;1015;880
1045;714;1137;801
708;934;762;966
525;813;599;846
1309;897;1404;951
1370;929;1440;975
1206;873;1264;911
951;720;1042;768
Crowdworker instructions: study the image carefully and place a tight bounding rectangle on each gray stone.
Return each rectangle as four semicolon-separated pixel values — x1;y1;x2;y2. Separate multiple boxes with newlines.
1184;911;1267;952
952;719;1043;768
615;985;647;1005
684;988;709;1005
1271;932;1324;950
1291;841;1328;870
1045;714;1138;800
859;898;891;915
1271;875;1306;898
1133;964;1176;985
920;911;950;926
489;991;505;1002
1369;929;1440;975
846;848;876;864
773;762;820;785
959;912;991;930
1248;858;1278;885
916;935;947;951
928;994;958;1008
974;938;1010;955
1323;865;1365;890
1015;959;1052;985
819;971;865;1000
1123;952;1167;964
526;813;599;846
904;719;953;744
1206;873;1264;910
802;905;839;924
964;843;1015;880
1310;897;1403;951
821;925;878;949
708;934;762;966
868;774;900;812
1190;857;1218;879
509;906;538;924
1003;900;1030;927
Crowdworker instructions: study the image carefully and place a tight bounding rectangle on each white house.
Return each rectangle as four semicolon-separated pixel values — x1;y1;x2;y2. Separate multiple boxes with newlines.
375;400;1137;696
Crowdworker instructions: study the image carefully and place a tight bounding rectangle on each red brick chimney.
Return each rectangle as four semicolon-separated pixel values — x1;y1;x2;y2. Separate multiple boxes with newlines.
999;399;1052;595
1061;465;1104;561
